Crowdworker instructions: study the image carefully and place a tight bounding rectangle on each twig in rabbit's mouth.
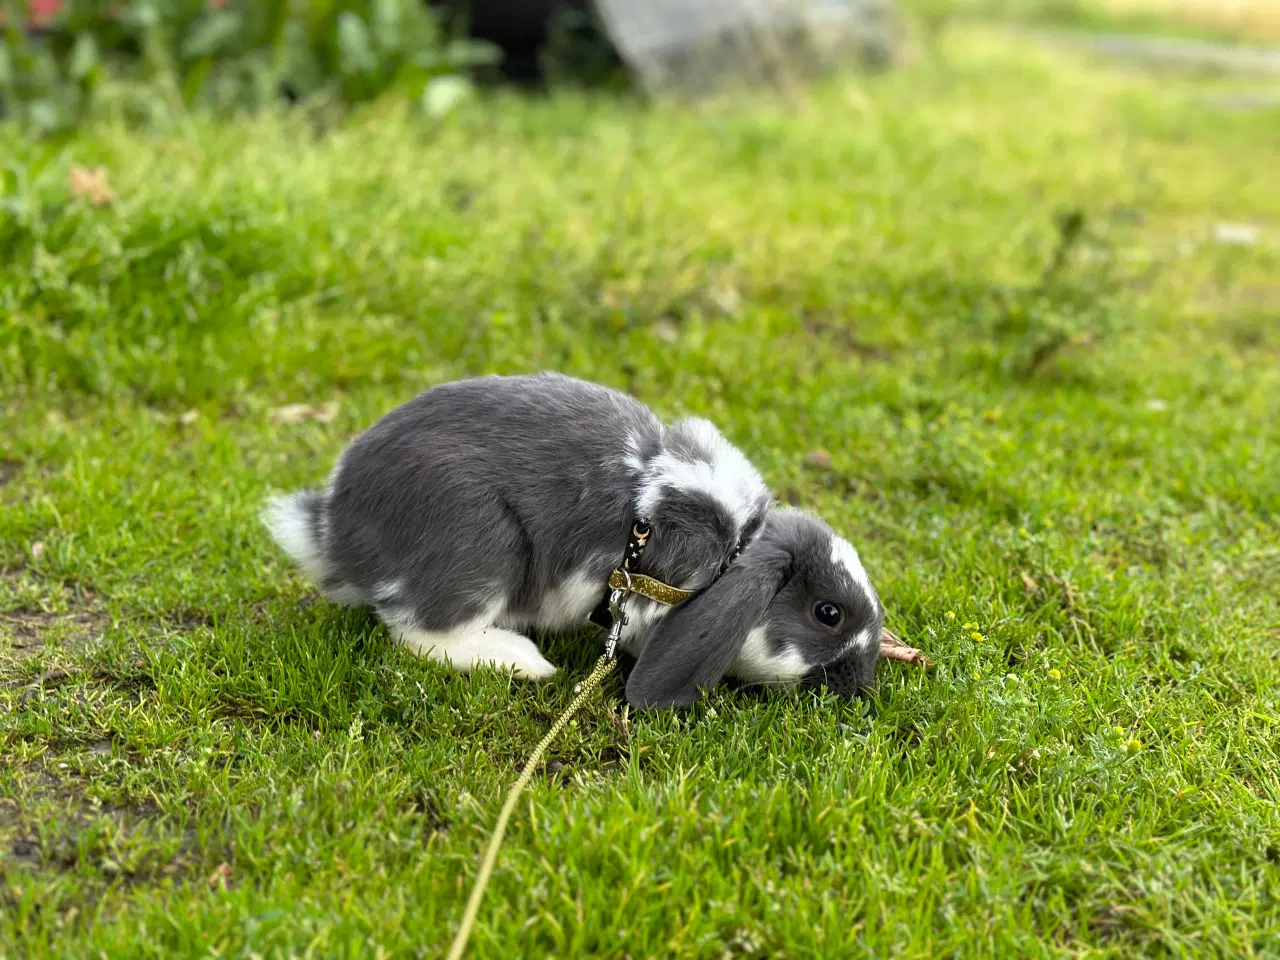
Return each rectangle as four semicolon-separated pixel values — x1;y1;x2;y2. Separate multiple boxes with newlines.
880;629;930;667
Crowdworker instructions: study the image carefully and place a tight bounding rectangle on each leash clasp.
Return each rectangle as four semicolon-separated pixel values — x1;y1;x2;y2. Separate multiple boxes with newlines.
603;582;629;659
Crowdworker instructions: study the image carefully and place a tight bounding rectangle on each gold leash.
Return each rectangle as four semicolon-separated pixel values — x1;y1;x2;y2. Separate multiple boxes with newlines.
447;521;661;958
444;652;618;960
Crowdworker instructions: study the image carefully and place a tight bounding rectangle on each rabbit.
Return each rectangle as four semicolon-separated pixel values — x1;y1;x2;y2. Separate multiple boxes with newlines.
263;372;884;709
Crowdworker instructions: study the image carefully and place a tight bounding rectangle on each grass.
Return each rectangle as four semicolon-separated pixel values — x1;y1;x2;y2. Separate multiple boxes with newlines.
1090;0;1280;43
2;24;1279;958
905;0;1280;45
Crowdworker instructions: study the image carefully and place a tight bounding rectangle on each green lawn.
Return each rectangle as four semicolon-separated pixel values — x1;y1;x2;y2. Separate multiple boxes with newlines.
2;25;1279;958
903;0;1280;47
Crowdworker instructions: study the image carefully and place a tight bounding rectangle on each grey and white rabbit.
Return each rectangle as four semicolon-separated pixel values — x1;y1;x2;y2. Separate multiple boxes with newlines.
263;372;884;709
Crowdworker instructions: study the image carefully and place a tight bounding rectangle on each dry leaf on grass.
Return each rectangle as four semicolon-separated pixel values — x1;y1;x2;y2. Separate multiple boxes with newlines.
804;449;835;469
68;165;115;207
651;320;681;344
880;628;930;667
709;283;742;317
269;402;339;425
208;862;232;890
1020;570;1038;594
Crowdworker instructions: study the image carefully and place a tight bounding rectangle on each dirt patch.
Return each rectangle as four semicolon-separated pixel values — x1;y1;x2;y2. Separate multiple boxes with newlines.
0;754;211;891
0;580;111;658
3;801;201;885
1;610;97;649
160;608;220;634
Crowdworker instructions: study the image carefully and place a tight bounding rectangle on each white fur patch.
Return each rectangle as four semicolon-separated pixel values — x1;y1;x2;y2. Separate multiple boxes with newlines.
830;536;877;608
388;601;557;680
635;418;767;528
327;582;370;607
848;624;878;655
263;493;329;583
535;569;607;632
730;626;810;684
621;429;647;474
378;604;419;629
373;580;403;603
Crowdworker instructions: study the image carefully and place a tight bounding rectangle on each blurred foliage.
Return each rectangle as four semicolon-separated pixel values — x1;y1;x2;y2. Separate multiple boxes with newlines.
0;0;500;134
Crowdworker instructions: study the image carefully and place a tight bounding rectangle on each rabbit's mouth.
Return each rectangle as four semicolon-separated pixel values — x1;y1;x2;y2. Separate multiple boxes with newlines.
800;653;877;698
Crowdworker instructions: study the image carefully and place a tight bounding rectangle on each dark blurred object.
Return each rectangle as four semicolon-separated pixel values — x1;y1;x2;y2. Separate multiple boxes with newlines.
427;0;625;87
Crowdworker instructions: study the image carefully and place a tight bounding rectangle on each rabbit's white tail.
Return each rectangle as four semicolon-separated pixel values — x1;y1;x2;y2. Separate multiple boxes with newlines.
263;490;329;584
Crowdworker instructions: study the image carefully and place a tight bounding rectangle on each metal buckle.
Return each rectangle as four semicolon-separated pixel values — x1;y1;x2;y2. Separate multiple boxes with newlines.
603;573;632;659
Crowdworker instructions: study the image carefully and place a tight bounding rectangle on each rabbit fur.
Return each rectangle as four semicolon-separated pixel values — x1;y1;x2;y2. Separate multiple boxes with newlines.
264;372;883;708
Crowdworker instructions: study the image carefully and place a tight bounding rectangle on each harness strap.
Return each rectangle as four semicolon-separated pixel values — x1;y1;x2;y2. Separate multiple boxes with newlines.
607;569;694;606
588;516;740;630
588;518;667;628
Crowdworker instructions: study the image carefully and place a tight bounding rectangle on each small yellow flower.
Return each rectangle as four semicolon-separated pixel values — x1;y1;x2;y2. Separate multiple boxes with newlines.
1113;726;1125;737
945;611;956;621
1044;519;1054;529
1126;739;1143;752
1047;669;1062;680
971;632;984;642
1018;527;1029;537
964;621;978;630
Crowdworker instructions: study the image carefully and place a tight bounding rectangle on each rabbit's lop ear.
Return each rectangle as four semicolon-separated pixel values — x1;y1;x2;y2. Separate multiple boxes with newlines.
626;543;789;710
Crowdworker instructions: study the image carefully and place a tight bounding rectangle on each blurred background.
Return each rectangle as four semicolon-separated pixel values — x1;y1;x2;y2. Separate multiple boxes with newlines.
2;0;1277;130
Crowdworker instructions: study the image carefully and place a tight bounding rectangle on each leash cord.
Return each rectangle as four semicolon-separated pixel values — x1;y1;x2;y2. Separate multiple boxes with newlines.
444;653;618;960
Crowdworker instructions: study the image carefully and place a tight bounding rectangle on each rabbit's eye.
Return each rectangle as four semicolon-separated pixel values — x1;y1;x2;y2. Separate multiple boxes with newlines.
814;602;843;627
